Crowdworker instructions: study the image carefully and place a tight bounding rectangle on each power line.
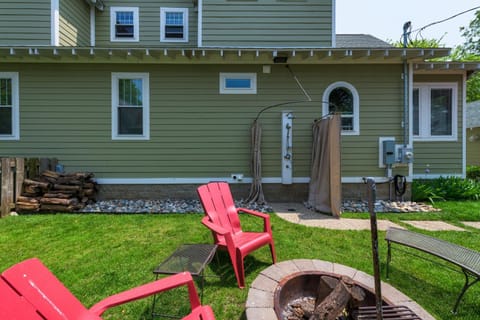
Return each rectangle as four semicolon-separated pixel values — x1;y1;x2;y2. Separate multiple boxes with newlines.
404;6;480;44
413;6;480;34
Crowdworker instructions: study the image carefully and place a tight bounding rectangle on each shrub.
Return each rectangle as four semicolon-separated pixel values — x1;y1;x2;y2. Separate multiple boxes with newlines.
412;176;480;202
467;165;480;181
411;180;445;203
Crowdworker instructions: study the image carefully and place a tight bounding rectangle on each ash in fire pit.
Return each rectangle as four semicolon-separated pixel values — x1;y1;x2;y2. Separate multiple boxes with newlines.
275;272;386;320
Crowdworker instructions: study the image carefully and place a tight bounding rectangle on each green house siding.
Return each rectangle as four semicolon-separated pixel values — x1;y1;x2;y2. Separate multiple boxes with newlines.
0;63;404;180
0;0;51;46
412;74;464;177
201;0;333;47
59;0;90;46
94;0;197;47
467;127;480;165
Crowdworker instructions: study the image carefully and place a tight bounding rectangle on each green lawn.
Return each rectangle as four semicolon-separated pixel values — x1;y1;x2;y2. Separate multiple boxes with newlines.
0;201;479;319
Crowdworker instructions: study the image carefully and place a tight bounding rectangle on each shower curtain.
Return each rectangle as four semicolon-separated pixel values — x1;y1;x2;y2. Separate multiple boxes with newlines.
306;114;342;217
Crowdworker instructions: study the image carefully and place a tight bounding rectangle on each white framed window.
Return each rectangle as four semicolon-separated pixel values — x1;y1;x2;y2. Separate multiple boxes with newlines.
160;8;188;42
219;73;257;94
111;73;149;140
110;7;139;42
0;72;20;140
413;83;457;141
322;81;360;135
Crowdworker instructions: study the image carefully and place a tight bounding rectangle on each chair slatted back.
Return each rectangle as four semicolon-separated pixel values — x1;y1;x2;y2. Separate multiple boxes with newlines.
198;182;242;237
0;277;45;319
1;258;99;320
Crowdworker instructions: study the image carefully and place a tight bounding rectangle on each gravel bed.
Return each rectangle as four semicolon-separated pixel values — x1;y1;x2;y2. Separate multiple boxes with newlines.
341;200;440;213
80;199;438;214
80;199;274;214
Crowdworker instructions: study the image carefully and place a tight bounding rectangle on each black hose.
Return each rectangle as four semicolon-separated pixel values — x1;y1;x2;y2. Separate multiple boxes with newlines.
393;175;407;197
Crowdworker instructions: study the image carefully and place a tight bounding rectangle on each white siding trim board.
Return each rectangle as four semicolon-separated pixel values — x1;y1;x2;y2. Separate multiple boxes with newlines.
94;177;401;185
198;0;203;47
51;0;60;46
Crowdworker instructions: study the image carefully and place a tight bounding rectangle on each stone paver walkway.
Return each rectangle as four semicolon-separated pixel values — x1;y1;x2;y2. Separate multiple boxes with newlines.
402;220;465;231
271;202;477;231
461;221;480;229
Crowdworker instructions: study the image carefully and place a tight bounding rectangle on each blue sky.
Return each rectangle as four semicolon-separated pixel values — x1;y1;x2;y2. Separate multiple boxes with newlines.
336;0;479;47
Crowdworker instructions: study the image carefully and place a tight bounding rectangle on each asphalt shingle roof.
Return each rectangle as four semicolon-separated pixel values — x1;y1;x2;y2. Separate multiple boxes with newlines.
336;34;393;48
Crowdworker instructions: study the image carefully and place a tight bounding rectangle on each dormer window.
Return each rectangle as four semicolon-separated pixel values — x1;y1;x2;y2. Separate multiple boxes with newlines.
160;8;188;42
111;7;139;42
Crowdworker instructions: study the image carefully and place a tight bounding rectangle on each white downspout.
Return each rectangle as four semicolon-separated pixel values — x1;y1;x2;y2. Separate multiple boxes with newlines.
462;72;467;178
408;63;414;178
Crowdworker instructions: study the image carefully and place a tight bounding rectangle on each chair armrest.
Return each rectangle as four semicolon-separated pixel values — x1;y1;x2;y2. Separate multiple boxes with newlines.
237;207;272;233
201;216;229;235
236;207;269;219
89;272;201;316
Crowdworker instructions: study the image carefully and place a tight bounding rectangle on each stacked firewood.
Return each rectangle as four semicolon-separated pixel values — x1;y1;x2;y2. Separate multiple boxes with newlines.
15;170;97;213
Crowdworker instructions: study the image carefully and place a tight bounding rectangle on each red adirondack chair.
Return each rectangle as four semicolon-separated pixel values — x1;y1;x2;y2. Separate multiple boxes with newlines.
197;182;276;288
0;258;215;320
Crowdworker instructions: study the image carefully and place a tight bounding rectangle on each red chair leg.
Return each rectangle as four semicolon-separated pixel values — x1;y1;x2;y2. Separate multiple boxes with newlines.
236;254;246;289
269;242;277;264
227;251;244;288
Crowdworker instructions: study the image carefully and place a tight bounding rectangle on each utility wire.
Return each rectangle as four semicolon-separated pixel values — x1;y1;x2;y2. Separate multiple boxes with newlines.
404;6;480;44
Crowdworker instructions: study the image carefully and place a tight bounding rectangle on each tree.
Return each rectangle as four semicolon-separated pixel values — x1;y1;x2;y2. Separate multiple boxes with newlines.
460;10;480;56
390;38;445;48
459;10;480;102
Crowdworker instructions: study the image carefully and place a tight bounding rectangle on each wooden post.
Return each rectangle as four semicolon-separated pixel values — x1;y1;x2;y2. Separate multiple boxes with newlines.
25;158;40;179
366;178;383;320
1;158;16;217
15;158;25;203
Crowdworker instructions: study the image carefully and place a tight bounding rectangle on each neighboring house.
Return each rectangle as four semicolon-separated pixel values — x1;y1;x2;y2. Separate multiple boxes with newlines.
467;101;480;166
0;0;479;201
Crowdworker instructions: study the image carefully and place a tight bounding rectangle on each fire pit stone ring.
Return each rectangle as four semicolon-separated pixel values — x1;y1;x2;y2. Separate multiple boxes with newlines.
245;259;435;320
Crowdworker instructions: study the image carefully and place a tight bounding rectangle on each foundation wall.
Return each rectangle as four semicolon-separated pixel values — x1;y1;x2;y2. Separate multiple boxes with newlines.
96;182;412;202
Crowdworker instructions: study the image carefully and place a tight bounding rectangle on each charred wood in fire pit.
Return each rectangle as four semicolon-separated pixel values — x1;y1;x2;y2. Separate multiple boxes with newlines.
310;276;365;320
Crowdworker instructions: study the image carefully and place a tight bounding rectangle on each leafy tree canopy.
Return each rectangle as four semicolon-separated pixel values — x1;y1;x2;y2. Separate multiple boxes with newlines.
460;10;480;56
459;10;480;102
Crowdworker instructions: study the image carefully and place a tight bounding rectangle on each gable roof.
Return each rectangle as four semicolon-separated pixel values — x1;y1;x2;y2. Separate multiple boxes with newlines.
467;101;480;129
336;34;392;48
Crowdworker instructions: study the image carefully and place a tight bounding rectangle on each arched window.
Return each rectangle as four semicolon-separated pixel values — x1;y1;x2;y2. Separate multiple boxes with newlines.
322;81;359;135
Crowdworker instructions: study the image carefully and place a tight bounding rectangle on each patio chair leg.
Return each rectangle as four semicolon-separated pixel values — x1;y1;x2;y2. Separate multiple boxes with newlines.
386;241;391;279
269;243;277;264
236;254;246;289
452;270;480;314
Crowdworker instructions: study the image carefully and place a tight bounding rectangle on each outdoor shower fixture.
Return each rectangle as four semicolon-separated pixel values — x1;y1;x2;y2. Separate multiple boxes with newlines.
282;111;294;184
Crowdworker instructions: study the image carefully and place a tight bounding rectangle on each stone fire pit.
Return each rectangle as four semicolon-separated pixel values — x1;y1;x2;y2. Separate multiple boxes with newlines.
245;259;435;320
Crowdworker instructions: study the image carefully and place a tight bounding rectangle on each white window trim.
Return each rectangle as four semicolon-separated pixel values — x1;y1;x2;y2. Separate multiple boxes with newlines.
322;81;360;135
160;7;189;43
111;73;150;140
0;72;20;141
413;82;457;142
110;7;139;42
219;73;257;94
